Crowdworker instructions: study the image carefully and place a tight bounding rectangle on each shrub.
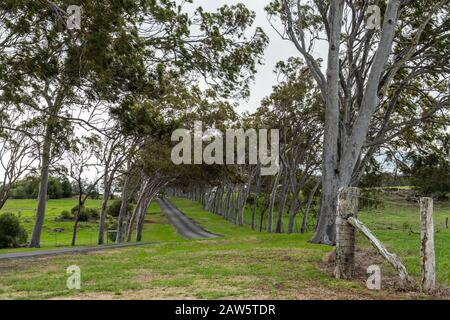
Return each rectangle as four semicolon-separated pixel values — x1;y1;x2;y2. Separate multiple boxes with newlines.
71;205;90;222
0;213;28;248
87;208;100;220
107;222;118;242
246;193;257;205
107;200;133;218
71;204;83;216
106;215;118;242
78;209;90;222
408;151;450;199
57;210;72;221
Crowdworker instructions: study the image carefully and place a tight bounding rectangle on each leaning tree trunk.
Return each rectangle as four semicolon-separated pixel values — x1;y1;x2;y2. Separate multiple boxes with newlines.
216;186;224;215
136;196;154;242
236;185;248;225
0;188;9;210
235;187;242;224
116;174;131;243
126;182;148;242
71;187;84;246
135;178;170;242
301;179;321;234
267;172;280;233
98;173;112;245
251;174;262;230
29;121;53;248
223;187;232;220
275;172;289;233
287;195;299;234
126;202;141;242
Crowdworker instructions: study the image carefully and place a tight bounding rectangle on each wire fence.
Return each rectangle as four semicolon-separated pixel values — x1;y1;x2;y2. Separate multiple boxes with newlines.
350;190;449;233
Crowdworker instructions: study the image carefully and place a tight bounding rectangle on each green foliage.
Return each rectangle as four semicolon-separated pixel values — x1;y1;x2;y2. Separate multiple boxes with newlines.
106;200;133;218
0;213;28;248
70;205;83;216
408;152;450;199
359;159;384;188
71;205;98;222
0;198;160;250
60;180;73;198
89;189;100;200
79;209;91;222
107;219;118;242
56;210;72;222
246;193;257;205
9;175;39;199
10;175;73;199
47;177;64;199
88;208;100;221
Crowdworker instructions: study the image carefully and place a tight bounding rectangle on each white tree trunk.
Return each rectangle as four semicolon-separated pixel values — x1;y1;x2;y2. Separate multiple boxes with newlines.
311;0;345;245
267;172;280;233
116;174;131;243
98;173;111;245
313;0;401;246
29;121;53;248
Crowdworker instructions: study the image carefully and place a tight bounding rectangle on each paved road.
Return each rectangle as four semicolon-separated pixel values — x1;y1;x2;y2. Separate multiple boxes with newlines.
157;198;220;239
0;242;156;261
0;199;217;260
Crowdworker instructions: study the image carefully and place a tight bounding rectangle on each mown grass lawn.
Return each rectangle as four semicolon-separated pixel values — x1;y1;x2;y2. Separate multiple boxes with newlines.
0;197;447;300
0;199;182;253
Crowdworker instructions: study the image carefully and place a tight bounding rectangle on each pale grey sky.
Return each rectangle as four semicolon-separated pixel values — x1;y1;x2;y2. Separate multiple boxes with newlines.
185;0;328;114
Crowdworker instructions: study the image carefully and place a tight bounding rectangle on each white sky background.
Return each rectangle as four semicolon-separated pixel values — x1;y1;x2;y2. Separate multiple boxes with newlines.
184;0;328;114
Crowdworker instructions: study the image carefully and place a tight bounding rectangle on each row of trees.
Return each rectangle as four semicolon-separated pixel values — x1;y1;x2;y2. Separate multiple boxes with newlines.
264;0;449;244
1;0;448;248
0;0;268;247
8;175;73;200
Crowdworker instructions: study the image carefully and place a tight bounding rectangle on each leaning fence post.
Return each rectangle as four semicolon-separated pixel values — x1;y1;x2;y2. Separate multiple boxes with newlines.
420;197;435;293
334;187;360;279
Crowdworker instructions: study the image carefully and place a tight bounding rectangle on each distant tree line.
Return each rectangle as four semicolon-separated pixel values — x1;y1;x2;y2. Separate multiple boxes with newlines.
8;175;99;200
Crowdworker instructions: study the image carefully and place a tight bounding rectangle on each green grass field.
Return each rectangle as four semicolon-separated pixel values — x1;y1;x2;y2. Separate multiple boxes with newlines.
359;200;450;285
0;196;448;299
216;195;449;286
0;198;183;253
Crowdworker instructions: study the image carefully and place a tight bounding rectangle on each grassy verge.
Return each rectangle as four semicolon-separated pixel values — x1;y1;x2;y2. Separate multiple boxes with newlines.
359;200;450;285
0;197;442;299
0;199;182;253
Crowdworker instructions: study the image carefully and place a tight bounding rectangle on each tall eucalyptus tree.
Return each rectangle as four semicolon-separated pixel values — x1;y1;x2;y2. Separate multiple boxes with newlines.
267;0;450;244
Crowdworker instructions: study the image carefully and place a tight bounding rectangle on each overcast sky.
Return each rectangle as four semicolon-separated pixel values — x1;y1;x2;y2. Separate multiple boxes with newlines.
185;0;328;114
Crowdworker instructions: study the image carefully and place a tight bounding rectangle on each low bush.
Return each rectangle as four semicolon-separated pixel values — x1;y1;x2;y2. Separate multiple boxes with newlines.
71;205;99;222
0;213;28;248
57;210;72;221
106;215;118;242
87;208;100;220
107;200;133;218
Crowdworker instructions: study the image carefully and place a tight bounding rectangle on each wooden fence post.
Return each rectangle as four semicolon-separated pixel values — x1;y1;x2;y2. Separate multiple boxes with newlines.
445;217;448;229
334;187;360;279
420;197;435;293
